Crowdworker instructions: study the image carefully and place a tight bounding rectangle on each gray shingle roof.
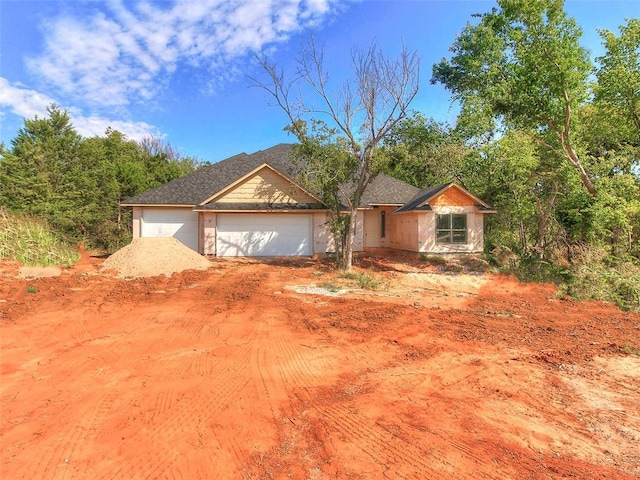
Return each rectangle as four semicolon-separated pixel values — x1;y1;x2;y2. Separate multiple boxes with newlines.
121;152;252;205
358;174;421;206
395;183;451;213
122;143;422;208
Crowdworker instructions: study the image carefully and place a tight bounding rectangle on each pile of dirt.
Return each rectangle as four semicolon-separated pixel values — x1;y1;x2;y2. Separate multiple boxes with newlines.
101;237;211;278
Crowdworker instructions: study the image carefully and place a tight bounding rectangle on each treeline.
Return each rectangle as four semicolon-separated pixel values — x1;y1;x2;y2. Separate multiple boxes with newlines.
1;2;638;310
0;105;202;250
382;7;639;310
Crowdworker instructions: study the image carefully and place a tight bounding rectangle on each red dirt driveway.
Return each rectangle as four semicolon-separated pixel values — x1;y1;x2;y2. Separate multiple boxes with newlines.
1;254;639;479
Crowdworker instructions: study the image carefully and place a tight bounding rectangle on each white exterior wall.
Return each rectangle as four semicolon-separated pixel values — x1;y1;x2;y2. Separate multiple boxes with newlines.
353;210;364;252
132;207;142;238
203;212;217;255
313;212;333;253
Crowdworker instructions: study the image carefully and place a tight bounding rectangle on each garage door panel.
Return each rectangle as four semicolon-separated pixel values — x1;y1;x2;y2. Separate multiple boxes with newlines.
216;214;312;257
141;208;199;251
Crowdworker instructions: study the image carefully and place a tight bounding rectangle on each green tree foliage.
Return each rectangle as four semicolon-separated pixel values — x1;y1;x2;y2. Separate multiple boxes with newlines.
463;131;541;253
0;105;84;235
0;105;200;251
596;18;640;136
432;0;596;195
382;112;469;188
287;121;356;261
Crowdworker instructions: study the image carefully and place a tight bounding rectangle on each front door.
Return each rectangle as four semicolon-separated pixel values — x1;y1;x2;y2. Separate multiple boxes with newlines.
364;210;381;248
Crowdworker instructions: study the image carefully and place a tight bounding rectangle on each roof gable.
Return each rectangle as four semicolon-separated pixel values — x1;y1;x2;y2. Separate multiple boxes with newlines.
430;184;478;207
395;182;495;213
122;153;250;206
121;145;296;206
203;164;319;205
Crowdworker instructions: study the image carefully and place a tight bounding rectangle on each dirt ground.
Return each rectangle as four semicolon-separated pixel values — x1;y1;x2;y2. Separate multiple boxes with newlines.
1;251;639;479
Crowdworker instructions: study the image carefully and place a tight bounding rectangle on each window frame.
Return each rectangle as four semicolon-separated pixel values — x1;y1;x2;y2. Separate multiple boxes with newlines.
436;213;467;244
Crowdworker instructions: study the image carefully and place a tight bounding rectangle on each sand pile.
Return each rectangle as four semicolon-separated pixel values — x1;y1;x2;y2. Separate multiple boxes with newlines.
102;237;211;278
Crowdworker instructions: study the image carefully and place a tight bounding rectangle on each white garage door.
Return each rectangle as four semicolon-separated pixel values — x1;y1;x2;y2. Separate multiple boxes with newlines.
216;214;312;257
141;208;199;251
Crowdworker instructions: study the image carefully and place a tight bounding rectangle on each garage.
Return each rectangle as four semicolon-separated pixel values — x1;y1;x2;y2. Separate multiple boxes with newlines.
216;214;312;257
141;208;199;251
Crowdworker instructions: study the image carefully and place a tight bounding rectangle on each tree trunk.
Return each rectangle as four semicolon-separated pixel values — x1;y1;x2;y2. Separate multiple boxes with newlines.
564;143;597;196
343;207;358;271
557;109;597;196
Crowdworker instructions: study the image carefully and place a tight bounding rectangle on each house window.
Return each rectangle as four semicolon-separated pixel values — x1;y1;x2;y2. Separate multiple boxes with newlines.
381;211;386;238
436;214;467;244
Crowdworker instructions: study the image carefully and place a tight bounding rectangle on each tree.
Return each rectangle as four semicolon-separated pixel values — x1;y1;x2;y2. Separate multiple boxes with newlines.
0;104;84;235
1;106;201;251
138;135;201;186
596;18;640;137
432;0;596;196
256;40;420;270
382;112;469;188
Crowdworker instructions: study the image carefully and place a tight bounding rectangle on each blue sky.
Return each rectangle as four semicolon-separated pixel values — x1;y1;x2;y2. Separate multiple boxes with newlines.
1;0;638;162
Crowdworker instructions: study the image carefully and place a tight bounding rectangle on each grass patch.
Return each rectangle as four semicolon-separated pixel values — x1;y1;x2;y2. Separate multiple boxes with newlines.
318;281;341;293
442;264;464;273
0;209;80;266
340;271;387;291
419;254;446;264
621;344;640;356
458;256;491;272
26;285;37;294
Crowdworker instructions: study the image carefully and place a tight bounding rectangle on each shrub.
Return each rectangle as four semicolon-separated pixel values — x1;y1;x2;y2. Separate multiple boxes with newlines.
340;271;387;290
566;246;640;312
496;244;639;312
419;254;446;264
0;209;79;266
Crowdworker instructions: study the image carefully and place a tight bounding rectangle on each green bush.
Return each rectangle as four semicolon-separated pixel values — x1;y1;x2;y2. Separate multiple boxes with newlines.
0;209;80;266
566;246;640;312
419;254;447;264
340;271;387;290
495;244;639;312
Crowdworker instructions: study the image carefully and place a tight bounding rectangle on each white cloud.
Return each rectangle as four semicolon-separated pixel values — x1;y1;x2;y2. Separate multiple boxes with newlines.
26;0;342;107
0;77;156;141
0;77;55;119
71;115;156;142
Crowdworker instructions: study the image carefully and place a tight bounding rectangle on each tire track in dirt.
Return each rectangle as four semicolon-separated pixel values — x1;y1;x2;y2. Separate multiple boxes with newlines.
13;396;104;480
101;359;253;479
268;310;434;477
266;319;503;479
316;401;450;479
5;346;133;479
313;355;506;478
92;273;266;480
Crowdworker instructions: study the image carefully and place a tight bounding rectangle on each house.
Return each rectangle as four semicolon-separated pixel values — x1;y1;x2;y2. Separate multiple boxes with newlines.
122;143;496;257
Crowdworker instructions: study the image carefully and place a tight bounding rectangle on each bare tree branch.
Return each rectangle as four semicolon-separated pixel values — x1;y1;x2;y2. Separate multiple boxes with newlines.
252;38;420;270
